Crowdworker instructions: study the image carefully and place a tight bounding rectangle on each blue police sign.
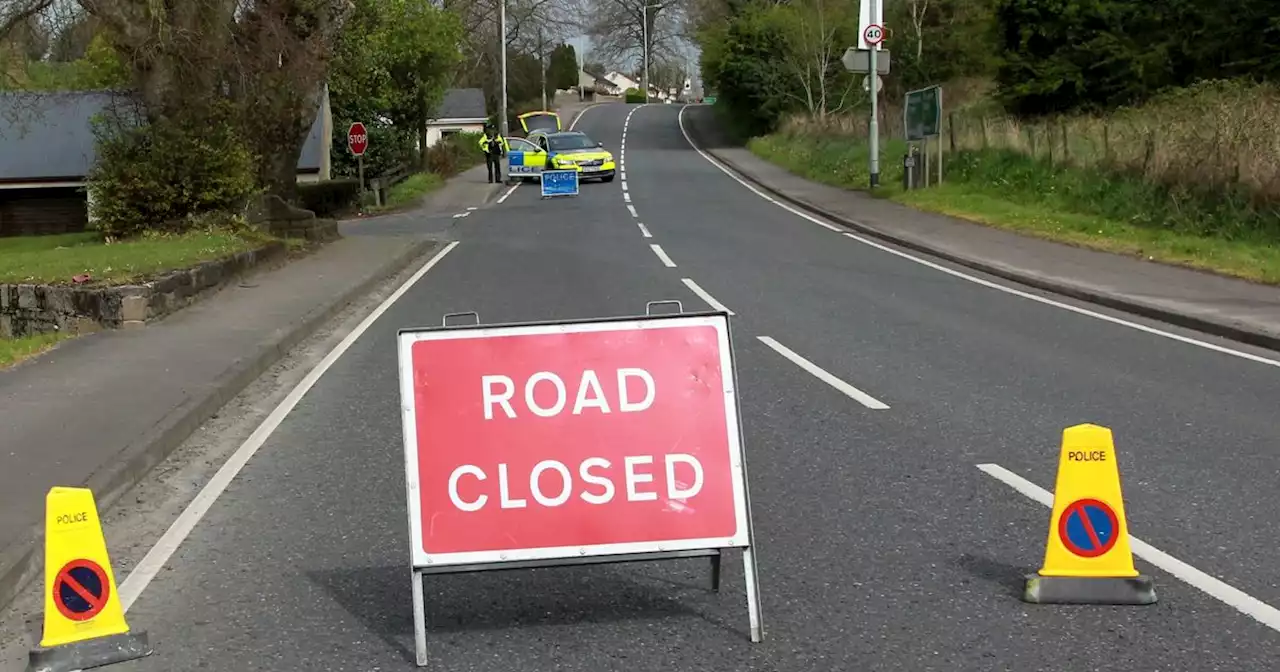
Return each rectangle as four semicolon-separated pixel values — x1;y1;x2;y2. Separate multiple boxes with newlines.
541;169;579;198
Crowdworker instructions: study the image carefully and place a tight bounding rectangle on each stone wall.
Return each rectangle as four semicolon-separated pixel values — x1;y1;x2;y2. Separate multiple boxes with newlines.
0;242;287;338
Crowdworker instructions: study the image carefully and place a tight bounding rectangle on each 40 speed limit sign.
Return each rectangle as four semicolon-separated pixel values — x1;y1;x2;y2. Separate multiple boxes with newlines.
863;24;885;46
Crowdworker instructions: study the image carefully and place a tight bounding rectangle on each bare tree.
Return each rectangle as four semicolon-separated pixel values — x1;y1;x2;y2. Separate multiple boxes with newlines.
776;0;858;117
580;0;687;71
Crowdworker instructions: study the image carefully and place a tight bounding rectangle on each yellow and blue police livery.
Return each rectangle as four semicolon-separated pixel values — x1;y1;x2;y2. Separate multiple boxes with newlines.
541;131;616;183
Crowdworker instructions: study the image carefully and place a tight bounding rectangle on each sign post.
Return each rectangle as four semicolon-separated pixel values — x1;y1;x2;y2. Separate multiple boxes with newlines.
397;308;764;665
348;122;369;201
863;22;885;188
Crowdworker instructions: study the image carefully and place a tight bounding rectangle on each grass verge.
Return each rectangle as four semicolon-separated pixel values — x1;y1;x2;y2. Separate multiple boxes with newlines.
748;132;1280;285
0;332;72;370
0;229;267;286
366;172;444;213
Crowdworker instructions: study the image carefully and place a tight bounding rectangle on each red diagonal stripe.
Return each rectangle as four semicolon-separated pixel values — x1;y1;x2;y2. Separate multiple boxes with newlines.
59;572;104;611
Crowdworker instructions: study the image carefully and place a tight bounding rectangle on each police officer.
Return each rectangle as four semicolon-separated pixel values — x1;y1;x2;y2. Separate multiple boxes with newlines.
478;124;509;183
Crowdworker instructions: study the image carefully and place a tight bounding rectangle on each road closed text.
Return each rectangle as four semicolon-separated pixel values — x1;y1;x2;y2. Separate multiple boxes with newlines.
447;454;704;512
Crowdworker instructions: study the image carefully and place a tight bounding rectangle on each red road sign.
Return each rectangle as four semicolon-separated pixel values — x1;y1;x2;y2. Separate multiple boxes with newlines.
863;23;885;46
397;313;750;566
1058;498;1120;558
53;559;110;621
348;122;369;157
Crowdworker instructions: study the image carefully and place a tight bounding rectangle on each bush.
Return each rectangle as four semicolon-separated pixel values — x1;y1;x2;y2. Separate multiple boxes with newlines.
624;87;646;104
87;106;259;239
296;179;361;217
425;131;484;177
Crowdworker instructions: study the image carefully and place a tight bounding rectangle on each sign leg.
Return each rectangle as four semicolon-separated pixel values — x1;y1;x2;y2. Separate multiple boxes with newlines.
412;569;428;667
710;551;722;592
742;546;764;643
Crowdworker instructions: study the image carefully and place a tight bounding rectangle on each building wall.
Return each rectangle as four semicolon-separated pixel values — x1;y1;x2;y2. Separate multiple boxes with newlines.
424;122;485;149
0;188;89;237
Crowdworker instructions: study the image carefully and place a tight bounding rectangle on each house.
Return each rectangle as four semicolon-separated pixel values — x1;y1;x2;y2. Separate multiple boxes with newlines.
423;88;488;149
0;90;331;237
604;71;640;93
579;68;618;95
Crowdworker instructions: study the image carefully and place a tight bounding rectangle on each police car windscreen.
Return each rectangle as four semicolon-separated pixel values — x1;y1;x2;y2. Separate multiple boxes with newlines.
548;134;596;151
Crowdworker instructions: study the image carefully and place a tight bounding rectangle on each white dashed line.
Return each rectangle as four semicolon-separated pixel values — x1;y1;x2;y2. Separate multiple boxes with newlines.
649;244;677;268
681;278;734;315
117;242;462;611
621;171;626;180
466;207;477;211
757;336;889;409
637;222;652;238
627;204;638;218
622;182;628;191
977;462;1280;633
624;192;631;203
451;212;470;218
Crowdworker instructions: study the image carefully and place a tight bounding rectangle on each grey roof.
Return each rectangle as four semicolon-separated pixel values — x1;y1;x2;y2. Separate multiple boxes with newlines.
0;91;325;183
432;88;487;121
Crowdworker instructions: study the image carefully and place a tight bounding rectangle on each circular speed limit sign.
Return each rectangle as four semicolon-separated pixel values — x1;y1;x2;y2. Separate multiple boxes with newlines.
863;24;885;46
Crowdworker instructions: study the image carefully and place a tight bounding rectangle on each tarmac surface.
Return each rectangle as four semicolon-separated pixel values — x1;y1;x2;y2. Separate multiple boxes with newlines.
2;102;1279;671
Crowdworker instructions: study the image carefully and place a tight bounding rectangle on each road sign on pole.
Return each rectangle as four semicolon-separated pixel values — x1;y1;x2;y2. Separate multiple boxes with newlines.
863;24;885;47
857;0;885;50
347;122;368;157
397;309;764;665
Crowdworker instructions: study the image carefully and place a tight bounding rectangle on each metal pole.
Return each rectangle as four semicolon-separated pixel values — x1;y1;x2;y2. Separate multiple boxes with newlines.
499;0;508;137
498;0;508;182
539;28;547;111
642;5;649;103
867;1;879;188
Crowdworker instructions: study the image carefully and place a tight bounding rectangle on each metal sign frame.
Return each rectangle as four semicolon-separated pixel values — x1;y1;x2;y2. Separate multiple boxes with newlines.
396;306;764;666
903;84;943;141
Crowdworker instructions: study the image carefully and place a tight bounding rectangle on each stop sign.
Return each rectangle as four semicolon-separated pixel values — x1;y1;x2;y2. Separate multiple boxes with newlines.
348;122;369;157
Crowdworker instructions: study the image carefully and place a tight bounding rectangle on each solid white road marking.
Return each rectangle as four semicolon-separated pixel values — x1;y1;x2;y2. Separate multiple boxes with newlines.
637;222;652;238
496;183;519;204
682;278;734;315
650;244;677;268
676;106;1280;370
117;242;462;612
976;463;1280;633
757;336;889;409
627;204;638;218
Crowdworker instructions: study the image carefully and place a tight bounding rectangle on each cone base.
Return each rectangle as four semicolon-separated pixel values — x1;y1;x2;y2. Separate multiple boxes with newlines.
1023;574;1157;605
27;630;151;672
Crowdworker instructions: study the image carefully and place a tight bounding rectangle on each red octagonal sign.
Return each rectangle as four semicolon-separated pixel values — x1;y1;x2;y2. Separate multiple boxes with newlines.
348;122;369;157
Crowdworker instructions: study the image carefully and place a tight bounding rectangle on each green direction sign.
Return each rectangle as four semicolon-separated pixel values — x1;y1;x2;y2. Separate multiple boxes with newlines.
704;96;717;104
904;85;942;141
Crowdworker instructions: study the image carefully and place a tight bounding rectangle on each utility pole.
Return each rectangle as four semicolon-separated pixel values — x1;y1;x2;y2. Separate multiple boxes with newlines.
539;28;547;110
641;4;649;103
499;0;508;140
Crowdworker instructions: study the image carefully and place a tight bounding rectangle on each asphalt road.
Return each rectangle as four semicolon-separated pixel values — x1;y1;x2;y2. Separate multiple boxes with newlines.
32;103;1280;671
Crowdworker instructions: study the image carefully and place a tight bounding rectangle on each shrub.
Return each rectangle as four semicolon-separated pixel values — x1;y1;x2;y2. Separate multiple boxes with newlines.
624;87;646;104
296;179;361;217
87;105;259;239
425;131;484;177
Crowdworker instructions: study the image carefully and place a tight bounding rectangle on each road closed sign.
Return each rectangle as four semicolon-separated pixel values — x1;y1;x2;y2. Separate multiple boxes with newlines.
396;313;751;567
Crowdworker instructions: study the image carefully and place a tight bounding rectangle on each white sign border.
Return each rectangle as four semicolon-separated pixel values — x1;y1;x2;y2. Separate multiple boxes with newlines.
396;313;751;569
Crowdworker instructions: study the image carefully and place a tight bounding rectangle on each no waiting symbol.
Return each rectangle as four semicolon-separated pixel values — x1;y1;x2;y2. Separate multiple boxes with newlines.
1058;498;1119;558
53;559;110;621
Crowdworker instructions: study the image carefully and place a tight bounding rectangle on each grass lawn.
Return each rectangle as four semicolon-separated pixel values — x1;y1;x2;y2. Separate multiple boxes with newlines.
749;134;1280;285
0;332;72;370
0;230;265;285
366;172;444;213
